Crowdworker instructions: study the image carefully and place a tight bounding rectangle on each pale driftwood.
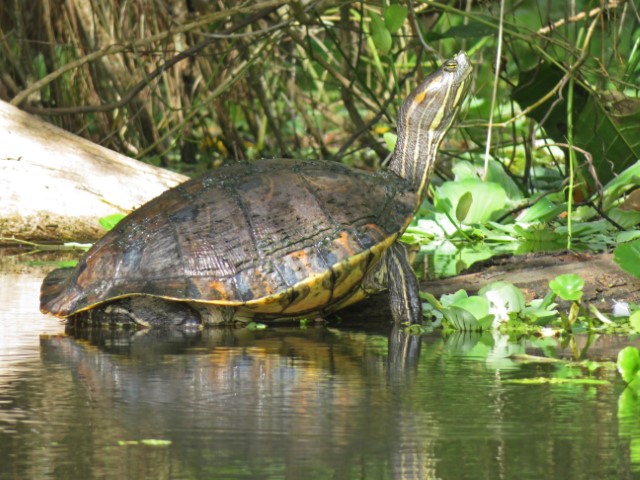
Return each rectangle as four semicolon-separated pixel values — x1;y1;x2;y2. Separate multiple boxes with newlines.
0;100;187;243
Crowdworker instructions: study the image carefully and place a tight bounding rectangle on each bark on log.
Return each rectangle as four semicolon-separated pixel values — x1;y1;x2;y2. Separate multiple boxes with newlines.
0;100;186;243
338;252;640;323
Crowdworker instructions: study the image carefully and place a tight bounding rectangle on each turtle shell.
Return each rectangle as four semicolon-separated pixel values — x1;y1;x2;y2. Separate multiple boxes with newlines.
40;159;418;319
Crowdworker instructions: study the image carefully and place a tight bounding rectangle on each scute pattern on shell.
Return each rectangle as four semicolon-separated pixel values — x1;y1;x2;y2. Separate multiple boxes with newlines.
40;159;418;317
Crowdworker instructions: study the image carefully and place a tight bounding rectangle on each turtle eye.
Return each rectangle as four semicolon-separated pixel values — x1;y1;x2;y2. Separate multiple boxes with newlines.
444;60;457;72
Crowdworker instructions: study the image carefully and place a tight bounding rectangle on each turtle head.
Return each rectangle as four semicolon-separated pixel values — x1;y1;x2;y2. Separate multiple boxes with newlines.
390;51;472;199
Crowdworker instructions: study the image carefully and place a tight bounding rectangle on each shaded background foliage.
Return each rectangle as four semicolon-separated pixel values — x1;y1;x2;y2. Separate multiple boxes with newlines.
0;0;638;199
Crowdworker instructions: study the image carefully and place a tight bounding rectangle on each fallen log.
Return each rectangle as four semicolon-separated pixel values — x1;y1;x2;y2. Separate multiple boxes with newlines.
338;252;639;322
0;100;186;243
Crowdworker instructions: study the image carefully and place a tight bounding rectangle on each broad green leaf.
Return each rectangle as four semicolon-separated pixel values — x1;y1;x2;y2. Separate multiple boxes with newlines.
442;305;483;331
516;196;565;223
602;159;640;210
608;208;640;230
383;4;408;33
630;311;640;332
617;346;640;384
369;12;391;55
451;160;477;181
451;295;490;320
614;239;640;279
440;289;469;307
617;230;640;244
479;281;526;313
484;159;523;200
455;191;473;222
549;274;584;301
435;179;507;224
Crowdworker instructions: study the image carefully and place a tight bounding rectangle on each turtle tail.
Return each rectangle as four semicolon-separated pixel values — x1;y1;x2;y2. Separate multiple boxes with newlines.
40;267;75;316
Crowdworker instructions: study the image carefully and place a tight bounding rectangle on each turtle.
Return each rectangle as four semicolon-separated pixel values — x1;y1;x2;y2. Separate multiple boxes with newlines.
40;51;472;327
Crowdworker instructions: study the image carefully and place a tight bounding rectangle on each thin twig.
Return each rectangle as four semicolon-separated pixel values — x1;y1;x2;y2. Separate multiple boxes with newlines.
483;0;506;181
10;0;286;107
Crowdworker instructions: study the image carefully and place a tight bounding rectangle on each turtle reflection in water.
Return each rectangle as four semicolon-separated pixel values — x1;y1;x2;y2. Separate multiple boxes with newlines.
40;52;473;327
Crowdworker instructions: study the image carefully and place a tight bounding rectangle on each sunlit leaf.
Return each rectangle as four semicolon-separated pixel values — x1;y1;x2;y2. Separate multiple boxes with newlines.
383;4;408;33
484;159;523;200
479;281;526;313
435;180;507;224
516;196;565;223
369;12;391;55
439;289;469;307
442;305;483;331
630;311;640;332
602;160;640;210
614;240;640;279
99;213;126;231
455;191;473;222
617;346;640;384
383;131;397;150
452;295;490;319
549;274;584;301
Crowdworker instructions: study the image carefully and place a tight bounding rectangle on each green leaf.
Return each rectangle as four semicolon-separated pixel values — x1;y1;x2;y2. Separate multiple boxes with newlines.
455;191;473;222
440;289;469;307
369;12;391;55
479;281;526;314
452;295;490;319
99;213;126;231
516;197;565;223
630;311;640;332
383;132;397;150
549;274;584;301
442;305;483;331
435;180;507;224
614;239;640;279
383;4;408;33
484;159;523;200
618;346;640;384
602;159;640;210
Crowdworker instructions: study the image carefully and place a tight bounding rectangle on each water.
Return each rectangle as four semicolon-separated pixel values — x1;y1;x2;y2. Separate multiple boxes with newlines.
1;273;640;479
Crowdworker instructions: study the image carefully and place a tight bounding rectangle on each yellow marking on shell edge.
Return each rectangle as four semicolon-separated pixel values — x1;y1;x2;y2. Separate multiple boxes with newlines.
246;234;398;315
90;235;400;320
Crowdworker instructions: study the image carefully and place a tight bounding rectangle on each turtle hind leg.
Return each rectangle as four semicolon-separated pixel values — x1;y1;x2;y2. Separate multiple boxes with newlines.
367;242;422;324
71;297;202;328
386;243;422;324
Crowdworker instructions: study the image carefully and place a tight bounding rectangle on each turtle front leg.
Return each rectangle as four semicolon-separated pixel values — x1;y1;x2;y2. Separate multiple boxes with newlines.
385;242;423;324
365;242;422;324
